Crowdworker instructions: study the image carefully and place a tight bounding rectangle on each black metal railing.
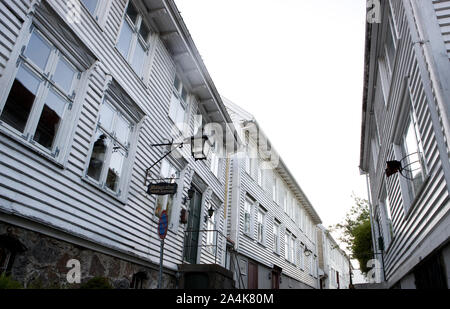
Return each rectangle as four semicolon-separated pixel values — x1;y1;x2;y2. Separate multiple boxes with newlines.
182;229;226;265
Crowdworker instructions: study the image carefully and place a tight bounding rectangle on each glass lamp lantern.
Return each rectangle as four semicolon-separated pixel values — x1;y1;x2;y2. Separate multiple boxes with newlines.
191;135;212;161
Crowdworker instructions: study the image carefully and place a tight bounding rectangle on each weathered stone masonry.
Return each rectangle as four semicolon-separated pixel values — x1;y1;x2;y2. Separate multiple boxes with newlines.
0;222;176;289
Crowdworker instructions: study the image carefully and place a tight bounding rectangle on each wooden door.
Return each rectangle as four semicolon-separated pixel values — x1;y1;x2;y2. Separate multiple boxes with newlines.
271;270;280;289
184;188;202;264
248;261;258;289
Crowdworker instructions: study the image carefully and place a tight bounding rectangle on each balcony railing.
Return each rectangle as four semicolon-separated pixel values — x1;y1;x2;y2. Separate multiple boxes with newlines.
182;229;226;266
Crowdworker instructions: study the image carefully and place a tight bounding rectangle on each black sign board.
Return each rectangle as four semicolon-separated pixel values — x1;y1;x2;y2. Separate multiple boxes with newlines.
147;182;178;195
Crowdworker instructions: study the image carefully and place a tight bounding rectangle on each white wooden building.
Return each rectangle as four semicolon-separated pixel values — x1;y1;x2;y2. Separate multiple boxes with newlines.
360;0;450;288
316;225;352;289
223;98;322;289
0;0;239;288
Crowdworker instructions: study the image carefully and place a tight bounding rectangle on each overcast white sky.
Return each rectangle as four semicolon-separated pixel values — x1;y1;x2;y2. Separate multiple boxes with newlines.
175;0;368;236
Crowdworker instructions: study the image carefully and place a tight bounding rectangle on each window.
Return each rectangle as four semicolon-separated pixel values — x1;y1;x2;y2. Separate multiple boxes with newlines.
284;232;290;261
272;173;278;202
117;1;151;77
299;206;304;231
299;244;305;270
380;186;394;248
257;209;265;244
371;120;381;167
273;221;280;254
86;101;132;194
80;0;99;15
210;146;220;179
282;187;288;213
206;207;216;255
290;236;296;264
284;230;295;263
169;75;188;132
384;17;397;78
257;166;263;187
154;159;179;219
0;29;80;159
401;112;426;204
244;198;253;236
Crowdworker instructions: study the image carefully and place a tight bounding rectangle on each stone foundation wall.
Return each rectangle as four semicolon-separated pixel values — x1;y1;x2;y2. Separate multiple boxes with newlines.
0;221;176;289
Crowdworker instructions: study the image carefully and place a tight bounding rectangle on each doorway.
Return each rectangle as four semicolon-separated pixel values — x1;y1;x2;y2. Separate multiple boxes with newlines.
248;261;258;289
184;187;203;264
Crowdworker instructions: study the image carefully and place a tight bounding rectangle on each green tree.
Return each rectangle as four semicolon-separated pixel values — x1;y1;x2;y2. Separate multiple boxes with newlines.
330;196;374;276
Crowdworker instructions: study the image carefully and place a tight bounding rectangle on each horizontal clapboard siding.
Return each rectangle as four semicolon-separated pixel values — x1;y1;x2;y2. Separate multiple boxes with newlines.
0;0;228;272
433;0;450;58
366;0;450;283
0;0;29;78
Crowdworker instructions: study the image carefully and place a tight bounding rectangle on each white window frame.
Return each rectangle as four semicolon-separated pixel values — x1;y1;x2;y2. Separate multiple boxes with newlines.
116;0;152;78
79;0;110;25
83;79;144;202
290;235;296;265
257;208;266;245
284;230;290;261
0;26;83;165
273;220;280;254
243;197;254;237
393;92;428;214
299;243;305;270
210;146;220;179
168;74;188;133
84;99;135;197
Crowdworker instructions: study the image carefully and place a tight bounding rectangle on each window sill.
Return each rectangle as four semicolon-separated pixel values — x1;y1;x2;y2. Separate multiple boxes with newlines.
0;126;65;170
257;241;266;249
243;233;254;242
81;175;127;205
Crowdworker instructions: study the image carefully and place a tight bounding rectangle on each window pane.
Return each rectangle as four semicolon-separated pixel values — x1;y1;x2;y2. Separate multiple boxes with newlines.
173;76;181;90
25;31;52;71
175;101;186;130
117;21;133;59
115;116;130;146
131;41;146;77
126;2;138;24
181;86;188;102
33;89;66;149
169;94;185;129
1;66;40;132
404;120;424;196
87;133;108;181
53;57;77;94
99;102;115;133
81;0;98;15
105;147;125;192
139;22;150;42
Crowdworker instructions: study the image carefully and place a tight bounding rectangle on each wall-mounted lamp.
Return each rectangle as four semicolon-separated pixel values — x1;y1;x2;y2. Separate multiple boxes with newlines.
304;246;313;257
385;152;422;180
182;187;196;205
203;206;214;223
144;135;212;186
